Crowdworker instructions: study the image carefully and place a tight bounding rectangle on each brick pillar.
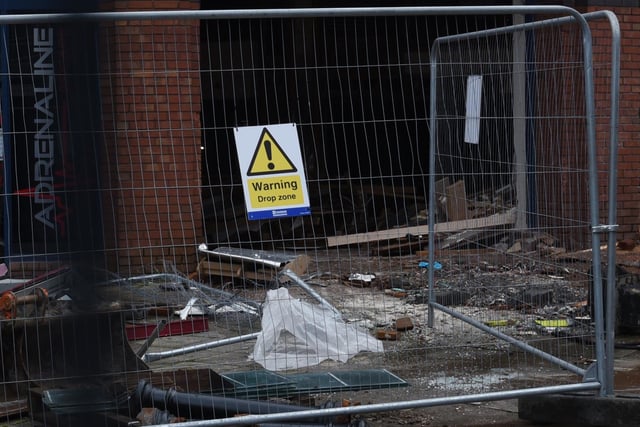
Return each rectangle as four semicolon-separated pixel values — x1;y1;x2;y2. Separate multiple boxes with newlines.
533;24;590;250
100;1;203;275
588;6;640;241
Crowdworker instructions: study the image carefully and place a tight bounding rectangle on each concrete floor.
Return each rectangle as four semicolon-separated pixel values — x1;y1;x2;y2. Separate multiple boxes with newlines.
131;317;640;427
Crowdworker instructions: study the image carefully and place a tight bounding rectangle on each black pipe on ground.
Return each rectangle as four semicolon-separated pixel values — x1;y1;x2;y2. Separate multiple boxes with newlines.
254;424;341;427
134;380;336;424
256;421;368;427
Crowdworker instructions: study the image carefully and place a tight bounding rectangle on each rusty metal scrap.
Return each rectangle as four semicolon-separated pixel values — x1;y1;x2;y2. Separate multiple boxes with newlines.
0;288;48;320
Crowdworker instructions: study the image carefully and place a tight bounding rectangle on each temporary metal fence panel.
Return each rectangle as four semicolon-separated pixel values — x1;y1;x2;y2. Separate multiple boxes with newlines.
427;9;620;401
0;6;618;427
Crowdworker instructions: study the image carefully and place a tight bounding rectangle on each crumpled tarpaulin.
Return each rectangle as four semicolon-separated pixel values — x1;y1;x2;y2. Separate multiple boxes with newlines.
251;287;383;371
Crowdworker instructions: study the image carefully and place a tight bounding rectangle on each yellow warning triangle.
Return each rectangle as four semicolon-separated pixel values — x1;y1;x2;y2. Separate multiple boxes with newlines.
247;128;298;176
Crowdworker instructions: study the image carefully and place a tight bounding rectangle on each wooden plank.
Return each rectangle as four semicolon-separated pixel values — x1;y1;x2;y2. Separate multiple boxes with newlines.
326;208;516;247
278;254;310;283
198;260;276;281
198;260;242;277
445;180;468;221
198;252;309;282
242;269;277;281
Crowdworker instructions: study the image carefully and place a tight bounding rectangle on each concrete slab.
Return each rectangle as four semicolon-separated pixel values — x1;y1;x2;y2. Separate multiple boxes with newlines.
518;392;640;426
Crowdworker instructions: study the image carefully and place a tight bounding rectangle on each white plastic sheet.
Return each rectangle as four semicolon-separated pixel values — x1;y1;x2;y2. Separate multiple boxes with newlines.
251;287;383;371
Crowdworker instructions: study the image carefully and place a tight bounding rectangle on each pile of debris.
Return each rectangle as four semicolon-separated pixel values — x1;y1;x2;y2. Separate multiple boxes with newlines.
0;249;402;426
1;230;638;425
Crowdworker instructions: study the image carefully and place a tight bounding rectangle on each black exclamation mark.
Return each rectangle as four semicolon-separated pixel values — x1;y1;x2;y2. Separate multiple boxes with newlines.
265;140;274;170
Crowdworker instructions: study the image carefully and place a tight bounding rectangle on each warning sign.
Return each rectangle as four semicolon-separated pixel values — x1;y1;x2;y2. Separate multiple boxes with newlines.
234;124;311;220
247;128;297;176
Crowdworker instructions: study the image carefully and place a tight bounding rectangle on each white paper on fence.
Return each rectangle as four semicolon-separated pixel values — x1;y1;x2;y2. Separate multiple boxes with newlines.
464;74;483;144
251;287;383;371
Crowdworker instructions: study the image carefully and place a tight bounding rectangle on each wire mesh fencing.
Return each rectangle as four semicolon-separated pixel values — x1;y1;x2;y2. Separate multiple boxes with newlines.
426;8;620;400
0;6;618;426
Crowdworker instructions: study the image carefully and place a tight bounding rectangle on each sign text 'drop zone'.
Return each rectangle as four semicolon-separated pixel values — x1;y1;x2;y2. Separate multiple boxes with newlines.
248;175;303;208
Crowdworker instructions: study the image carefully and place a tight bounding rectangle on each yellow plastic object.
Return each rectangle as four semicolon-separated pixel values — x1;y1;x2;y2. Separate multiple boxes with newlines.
535;319;571;328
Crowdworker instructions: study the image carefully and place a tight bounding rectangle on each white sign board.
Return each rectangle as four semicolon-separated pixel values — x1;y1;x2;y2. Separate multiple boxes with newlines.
464;74;483;144
234;123;311;220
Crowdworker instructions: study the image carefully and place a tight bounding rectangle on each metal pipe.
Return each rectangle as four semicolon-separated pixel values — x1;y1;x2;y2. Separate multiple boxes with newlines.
254;424;336;427
278;270;342;317
142;332;260;363
254;424;341;427
588;10;620;398
582;12;606;400
134;380;333;424
0;6;590;24
136;319;168;359
145;382;600;427
431;302;587;377
198;244;288;269
427;18;438;329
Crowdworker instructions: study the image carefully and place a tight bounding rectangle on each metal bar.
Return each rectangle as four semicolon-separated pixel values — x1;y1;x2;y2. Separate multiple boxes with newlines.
587;10;621;398
582;18;606;400
198;244;295;269
135;319;168;359
99;272;260;313
134;380;326;423
142;332;261;363
1;24;12;269
0;6;591;24
427;34;437;329
431;302;587;377
148;382;601;427
7;266;72;296
278;269;342;317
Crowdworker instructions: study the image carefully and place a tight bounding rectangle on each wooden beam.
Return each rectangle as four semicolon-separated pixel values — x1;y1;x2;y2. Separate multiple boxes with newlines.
445;179;468;221
197;254;309;282
326;208;516;247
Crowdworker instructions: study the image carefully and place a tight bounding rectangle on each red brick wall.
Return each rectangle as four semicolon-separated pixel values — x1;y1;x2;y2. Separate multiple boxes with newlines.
99;1;203;275
537;6;640;245
524;18;596;250
587;6;640;241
